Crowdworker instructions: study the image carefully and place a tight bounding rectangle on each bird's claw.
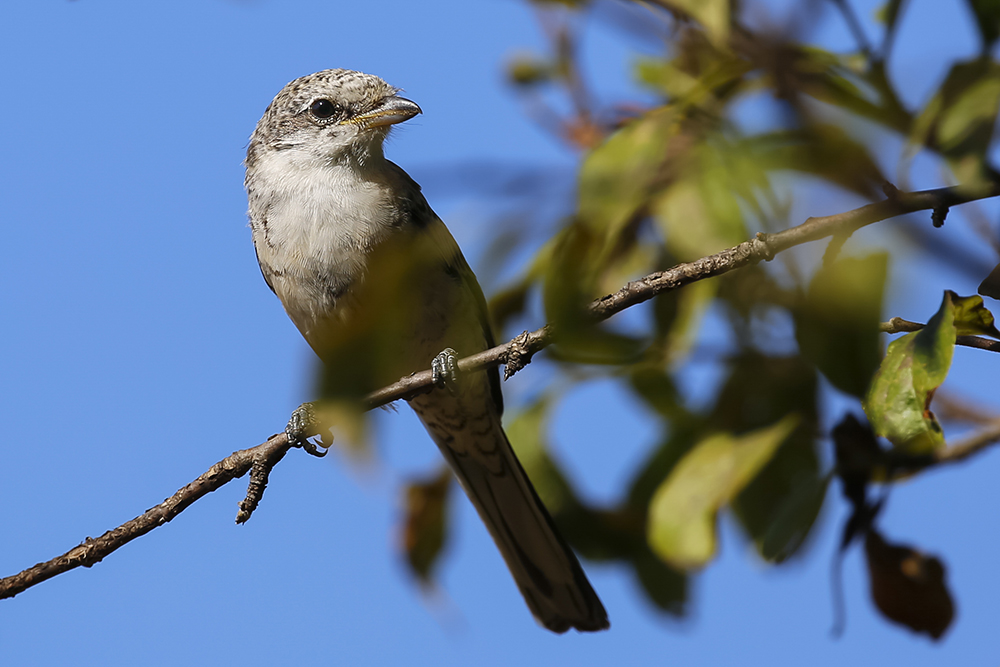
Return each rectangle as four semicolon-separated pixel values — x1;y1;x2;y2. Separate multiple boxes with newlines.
285;402;330;457
431;348;459;395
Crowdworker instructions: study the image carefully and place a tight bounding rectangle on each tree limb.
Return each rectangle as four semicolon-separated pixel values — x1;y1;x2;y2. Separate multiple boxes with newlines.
3;181;997;601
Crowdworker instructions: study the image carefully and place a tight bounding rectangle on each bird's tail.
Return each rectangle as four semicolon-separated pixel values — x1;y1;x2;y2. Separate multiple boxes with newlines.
410;391;609;633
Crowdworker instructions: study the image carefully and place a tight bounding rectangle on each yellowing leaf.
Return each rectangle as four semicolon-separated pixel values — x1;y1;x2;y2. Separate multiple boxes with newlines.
863;292;961;453
661;0;730;48
951;292;1000;337
647;416;799;570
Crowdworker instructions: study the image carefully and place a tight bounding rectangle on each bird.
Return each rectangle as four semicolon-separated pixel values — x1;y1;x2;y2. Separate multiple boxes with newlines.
244;69;608;633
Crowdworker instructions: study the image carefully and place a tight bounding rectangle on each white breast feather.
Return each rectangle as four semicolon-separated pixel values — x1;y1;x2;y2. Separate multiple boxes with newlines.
251;147;398;334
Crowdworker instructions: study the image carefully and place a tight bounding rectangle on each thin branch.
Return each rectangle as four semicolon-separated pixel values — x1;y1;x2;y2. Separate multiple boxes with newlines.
366;182;1000;409
878;316;925;333
888;419;1000;473
828;0;873;58
934;392;1000;426
0;434;292;600
934;420;1000;466
3;181;998;601
879;317;1000;353
878;0;908;63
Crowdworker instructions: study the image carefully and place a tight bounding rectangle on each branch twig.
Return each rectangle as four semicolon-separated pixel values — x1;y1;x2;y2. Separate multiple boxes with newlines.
0;434;291;600
879;317;1000;353
828;0;873;58
933;420;1000;466
3;181;997;601
887;419;1000;473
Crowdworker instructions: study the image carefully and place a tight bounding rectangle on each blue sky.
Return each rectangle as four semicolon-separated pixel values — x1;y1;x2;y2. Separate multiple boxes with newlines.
1;0;997;665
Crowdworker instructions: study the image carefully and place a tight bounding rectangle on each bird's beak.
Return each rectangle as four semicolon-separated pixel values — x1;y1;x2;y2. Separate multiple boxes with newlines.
344;95;422;128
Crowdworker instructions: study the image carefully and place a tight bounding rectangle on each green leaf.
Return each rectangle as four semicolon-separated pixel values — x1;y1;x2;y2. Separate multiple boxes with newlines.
951;292;1000;337
744;127;886;198
964;0;1000;49
506;53;553;87
759;473;830;562
628;367;683;420
794;254;888;397
543;224;647;365
633;50;751;110
653;178;734;260
906;59;1000;184
711;353;822;562
864;291;961;453
795;48;888;121
652;141;754;261
633;548;689;616
634;58;699;99
647;416;799;570
627;419;702;509
937;65;1000;154
978;261;1000;300
660;0;730;48
577;107;675;237
875;0;904;27
710;353;818;433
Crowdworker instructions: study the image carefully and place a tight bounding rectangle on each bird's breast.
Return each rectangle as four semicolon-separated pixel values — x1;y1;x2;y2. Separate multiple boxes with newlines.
249;155;403;341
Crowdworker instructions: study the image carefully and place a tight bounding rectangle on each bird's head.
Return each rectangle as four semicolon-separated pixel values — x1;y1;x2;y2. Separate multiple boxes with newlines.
248;69;421;166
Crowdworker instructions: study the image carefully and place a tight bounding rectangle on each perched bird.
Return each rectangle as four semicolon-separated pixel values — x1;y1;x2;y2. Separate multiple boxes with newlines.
245;69;608;633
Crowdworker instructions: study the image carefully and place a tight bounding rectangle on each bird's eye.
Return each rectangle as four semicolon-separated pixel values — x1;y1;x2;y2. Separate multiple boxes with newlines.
309;99;338;119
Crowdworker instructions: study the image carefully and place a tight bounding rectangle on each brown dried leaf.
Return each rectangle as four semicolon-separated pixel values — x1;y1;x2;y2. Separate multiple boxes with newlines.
400;466;453;584
865;530;955;640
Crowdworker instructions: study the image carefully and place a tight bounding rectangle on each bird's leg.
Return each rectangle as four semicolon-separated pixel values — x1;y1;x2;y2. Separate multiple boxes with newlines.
285;402;330;457
431;348;459;395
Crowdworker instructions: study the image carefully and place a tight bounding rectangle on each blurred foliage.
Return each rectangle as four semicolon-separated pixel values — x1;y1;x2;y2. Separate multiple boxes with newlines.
394;0;1000;640
795;254;887;398
647;416;798;569
400;467;453;584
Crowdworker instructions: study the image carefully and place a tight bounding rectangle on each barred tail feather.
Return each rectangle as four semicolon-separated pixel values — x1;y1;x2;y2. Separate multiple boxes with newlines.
411;394;609;633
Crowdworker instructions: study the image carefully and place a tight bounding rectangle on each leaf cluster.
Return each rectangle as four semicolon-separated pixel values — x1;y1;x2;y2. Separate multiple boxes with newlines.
397;0;1000;639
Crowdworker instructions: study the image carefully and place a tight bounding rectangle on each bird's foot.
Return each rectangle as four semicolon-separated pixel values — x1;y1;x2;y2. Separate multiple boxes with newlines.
431;348;459;395
285;402;330;457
